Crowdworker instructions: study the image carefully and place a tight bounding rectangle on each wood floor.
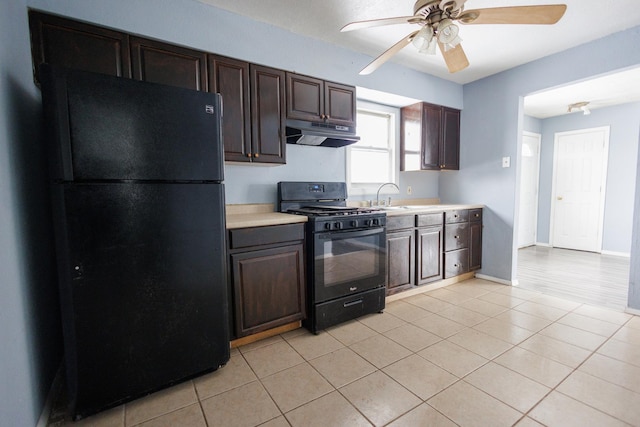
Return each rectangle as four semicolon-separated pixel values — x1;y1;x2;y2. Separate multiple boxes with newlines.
517;245;631;310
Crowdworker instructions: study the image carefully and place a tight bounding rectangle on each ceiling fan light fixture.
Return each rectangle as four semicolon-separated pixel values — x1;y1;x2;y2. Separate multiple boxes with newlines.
443;35;463;51
412;25;436;54
437;18;460;44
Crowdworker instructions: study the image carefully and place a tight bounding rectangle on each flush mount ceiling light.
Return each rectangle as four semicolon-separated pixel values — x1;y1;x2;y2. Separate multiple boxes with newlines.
568;101;591;115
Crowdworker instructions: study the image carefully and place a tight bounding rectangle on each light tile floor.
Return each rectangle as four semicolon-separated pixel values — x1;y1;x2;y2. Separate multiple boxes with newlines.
50;278;640;427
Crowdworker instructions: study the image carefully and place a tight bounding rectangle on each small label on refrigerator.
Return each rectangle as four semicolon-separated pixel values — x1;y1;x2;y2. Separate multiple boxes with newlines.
205;105;215;114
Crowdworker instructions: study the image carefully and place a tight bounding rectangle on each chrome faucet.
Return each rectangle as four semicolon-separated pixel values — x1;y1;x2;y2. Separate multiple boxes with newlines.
376;182;400;206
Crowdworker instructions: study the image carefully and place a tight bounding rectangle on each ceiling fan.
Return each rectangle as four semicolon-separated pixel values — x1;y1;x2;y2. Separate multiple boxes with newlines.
341;0;567;75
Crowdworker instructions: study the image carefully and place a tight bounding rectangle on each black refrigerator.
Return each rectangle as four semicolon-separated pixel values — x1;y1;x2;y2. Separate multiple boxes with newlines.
40;65;230;420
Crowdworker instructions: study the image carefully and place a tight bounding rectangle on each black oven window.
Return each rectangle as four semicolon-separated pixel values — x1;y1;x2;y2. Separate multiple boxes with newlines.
320;236;381;287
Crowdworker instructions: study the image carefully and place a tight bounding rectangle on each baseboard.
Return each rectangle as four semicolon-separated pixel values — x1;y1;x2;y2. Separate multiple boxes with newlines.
625;306;640;316
475;274;517;286
601;250;631;258
534;242;551;247
37;366;63;427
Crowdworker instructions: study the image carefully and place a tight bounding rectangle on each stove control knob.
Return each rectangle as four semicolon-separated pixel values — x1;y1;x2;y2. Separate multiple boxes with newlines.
372;218;379;226
364;219;372;227
336;222;343;230
325;223;332;230
351;220;358;228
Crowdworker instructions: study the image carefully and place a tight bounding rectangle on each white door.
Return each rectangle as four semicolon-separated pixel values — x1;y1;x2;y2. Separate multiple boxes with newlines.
551;127;609;252
518;132;541;248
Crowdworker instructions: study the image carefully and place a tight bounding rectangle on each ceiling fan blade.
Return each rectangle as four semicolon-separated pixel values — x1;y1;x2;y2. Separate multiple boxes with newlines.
438;42;469;73
360;31;419;75
458;5;567;25
341;16;421;32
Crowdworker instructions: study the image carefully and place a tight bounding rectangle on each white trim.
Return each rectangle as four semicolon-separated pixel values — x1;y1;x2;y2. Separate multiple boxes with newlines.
549;126;610;251
475;274;518;286
518;131;542;248
625;306;640;316
534;242;551;247
601;250;631;258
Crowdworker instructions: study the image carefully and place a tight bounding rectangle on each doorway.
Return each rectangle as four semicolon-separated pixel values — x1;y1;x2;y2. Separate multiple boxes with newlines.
518;132;541;248
550;126;610;252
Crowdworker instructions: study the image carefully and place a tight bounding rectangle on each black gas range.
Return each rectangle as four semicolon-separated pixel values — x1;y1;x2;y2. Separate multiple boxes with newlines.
278;182;386;333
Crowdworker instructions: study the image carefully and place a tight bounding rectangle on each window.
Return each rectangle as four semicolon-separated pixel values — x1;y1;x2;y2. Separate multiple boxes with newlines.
347;101;398;196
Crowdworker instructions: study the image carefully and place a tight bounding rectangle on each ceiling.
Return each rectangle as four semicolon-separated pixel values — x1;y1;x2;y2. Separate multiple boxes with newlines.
196;0;640;116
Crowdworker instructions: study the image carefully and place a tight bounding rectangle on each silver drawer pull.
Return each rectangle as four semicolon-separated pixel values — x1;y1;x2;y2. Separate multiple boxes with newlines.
344;299;363;308
454;263;459;268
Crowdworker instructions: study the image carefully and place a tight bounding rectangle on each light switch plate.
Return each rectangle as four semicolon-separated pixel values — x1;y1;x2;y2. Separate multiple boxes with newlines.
502;156;511;168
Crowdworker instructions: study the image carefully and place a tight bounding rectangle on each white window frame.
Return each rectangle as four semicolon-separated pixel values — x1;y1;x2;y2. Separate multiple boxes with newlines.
347;100;399;196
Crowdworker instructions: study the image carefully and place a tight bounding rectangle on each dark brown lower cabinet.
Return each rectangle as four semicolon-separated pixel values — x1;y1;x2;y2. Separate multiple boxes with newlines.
386;229;415;295
228;224;306;338
417;226;443;285
444;248;470;279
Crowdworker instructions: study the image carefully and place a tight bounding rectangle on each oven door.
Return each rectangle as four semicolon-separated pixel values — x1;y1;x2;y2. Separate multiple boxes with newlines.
313;226;386;303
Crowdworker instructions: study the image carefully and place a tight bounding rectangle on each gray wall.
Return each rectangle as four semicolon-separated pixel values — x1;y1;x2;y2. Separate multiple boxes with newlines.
630;126;640;309
523;115;542;134
536;102;640;254
439;25;640;286
1;0;62;425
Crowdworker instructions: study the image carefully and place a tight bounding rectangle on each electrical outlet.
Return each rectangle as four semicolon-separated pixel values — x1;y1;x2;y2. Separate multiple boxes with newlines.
407;186;412;195
502;156;511;168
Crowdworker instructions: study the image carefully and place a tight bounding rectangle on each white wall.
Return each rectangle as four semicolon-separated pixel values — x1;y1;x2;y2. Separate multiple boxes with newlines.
536;102;640;254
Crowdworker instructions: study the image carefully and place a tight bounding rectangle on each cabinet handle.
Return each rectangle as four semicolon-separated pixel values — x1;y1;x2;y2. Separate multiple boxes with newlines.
454;235;459;239
344;299;363;308
254;153;260;158
320;114;326;120
246;153;252;158
453;263;459;268
326;115;330;120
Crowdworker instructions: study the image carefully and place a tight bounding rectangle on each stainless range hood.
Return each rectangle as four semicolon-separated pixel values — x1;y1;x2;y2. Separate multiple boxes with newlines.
285;119;360;148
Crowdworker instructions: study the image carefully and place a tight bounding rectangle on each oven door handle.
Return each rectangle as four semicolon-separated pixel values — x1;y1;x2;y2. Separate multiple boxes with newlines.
316;227;384;240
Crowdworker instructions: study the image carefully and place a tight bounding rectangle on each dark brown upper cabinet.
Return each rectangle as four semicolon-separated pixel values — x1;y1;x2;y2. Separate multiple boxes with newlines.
401;102;460;171
250;65;286;164
286;73;356;127
130;37;207;91
208;55;251;162
29;10;131;84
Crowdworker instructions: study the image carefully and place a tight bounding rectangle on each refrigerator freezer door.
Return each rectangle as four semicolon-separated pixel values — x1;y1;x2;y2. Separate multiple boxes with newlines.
41;66;224;182
52;182;229;418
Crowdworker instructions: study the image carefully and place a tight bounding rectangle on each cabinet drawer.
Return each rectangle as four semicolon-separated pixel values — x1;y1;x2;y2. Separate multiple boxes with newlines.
444;209;468;224
229;223;304;249
311;287;385;332
469;208;482;222
444;223;469;251
444;248;469;279
417;212;443;227
386;215;415;231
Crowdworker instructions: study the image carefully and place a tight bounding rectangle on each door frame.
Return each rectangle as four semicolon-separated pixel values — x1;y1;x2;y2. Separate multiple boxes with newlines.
549;126;610;252
518;131;542;248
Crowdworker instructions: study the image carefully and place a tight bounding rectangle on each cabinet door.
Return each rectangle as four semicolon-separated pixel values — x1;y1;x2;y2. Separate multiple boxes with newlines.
209;55;251;162
286;73;323;122
130;37;207;91
386;230;415;295
417;226;443;285
232;244;306;337
470;220;482;270
29;11;131;84
324;81;356;127
250;65;286;164
444;248;469;279
441;107;460;170
421;103;442;170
